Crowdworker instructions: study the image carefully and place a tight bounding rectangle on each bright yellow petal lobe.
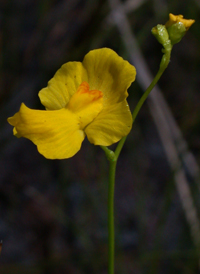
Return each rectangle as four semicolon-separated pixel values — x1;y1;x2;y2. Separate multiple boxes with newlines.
67;81;103;129
165;13;195;30
7;82;104;159
82;48;136;106
85;100;133;146
39;62;88;110
7;103;85;159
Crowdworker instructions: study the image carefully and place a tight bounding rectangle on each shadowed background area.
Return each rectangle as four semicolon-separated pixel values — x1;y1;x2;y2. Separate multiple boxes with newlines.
0;0;200;273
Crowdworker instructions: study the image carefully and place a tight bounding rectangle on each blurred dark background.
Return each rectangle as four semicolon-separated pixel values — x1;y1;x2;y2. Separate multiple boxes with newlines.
0;0;200;273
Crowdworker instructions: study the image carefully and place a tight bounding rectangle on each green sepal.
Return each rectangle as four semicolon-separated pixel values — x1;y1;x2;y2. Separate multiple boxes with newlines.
152;24;169;46
166;22;186;45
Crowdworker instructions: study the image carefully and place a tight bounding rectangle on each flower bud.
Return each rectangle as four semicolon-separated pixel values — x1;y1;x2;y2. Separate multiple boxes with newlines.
151;24;169;46
165;13;195;45
165;13;195;31
166;22;186;45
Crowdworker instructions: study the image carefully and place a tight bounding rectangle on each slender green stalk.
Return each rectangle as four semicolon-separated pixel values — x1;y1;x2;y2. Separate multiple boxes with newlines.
131;59;169;123
108;159;117;274
102;48;171;274
115;50;171;159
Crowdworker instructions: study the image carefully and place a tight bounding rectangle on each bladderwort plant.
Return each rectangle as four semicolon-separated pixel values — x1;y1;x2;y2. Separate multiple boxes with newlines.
8;13;195;274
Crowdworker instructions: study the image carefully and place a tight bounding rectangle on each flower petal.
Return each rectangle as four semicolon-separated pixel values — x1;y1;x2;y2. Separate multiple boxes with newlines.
165;13;195;30
85;100;132;146
82;48;136;106
39;48;136;110
7;103;85;159
39;62;88;110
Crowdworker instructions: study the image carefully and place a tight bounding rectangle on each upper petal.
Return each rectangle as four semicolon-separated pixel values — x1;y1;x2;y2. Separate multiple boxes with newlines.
39;62;88;110
82;48;136;106
85;100;133;146
165;13;195;30
38;48;136;110
7;103;85;159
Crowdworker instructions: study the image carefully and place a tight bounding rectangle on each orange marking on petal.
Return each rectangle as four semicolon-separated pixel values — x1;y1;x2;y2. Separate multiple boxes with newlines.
67;81;104;129
77;81;90;94
67;82;103;112
76;81;103;99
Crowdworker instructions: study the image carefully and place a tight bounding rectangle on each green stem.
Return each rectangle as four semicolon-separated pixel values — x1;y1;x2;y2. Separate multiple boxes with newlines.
108;159;117;274
102;48;171;274
115;50;171;159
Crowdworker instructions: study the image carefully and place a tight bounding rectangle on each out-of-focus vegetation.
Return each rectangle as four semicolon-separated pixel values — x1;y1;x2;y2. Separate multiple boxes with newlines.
0;0;200;273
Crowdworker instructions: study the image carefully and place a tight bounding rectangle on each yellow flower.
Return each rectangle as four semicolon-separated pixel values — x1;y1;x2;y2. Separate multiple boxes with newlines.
8;48;136;159
165;13;195;30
